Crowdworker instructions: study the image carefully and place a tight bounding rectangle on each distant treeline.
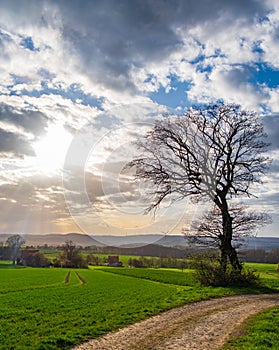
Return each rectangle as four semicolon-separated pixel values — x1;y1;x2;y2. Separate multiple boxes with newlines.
83;244;195;258
239;248;279;264
84;245;279;264
86;254;188;269
1;244;279;266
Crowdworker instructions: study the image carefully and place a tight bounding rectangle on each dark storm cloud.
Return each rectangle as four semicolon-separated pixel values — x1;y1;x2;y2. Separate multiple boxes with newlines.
0;103;48;156
263;114;279;150
0;129;34;157
52;0;268;92
0;0;270;93
0;103;48;135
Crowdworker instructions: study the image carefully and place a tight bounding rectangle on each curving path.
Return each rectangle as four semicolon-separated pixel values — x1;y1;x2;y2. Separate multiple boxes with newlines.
72;294;279;350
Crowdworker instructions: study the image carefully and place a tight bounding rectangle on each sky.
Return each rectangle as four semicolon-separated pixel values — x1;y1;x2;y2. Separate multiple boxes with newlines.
0;0;279;241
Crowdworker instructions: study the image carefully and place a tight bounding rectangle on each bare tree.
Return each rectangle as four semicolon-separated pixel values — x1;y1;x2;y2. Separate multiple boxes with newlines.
55;240;87;268
6;234;25;264
128;104;270;272
183;203;272;250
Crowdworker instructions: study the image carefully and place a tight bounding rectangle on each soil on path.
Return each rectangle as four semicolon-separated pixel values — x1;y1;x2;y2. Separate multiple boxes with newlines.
75;271;86;285
72;294;279;350
64;271;71;283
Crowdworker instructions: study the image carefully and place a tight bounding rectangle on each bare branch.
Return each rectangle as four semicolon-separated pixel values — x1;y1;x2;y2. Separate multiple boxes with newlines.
127;103;272;272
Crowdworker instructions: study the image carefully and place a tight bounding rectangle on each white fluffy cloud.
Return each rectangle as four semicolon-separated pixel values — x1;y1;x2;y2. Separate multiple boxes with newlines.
0;0;278;235
0;0;278;108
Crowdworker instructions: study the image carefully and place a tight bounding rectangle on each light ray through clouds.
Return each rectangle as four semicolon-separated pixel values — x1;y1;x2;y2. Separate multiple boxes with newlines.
0;0;278;237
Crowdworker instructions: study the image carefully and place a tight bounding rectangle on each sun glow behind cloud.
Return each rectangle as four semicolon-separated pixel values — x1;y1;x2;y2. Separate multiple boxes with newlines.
0;0;278;236
32;123;72;174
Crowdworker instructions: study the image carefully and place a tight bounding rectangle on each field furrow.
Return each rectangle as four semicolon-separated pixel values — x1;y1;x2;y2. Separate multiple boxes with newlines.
0;263;278;349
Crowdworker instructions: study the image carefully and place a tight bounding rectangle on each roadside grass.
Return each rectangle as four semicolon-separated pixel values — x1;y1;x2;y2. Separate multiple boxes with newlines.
222;306;279;350
221;263;279;350
0;262;278;349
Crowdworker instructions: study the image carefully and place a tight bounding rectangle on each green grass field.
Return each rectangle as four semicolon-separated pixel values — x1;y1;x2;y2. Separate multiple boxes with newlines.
0;262;278;349
222;306;279;350
98;266;197;285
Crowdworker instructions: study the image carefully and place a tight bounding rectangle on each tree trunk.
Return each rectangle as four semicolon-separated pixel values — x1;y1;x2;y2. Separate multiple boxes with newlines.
219;239;228;273
228;246;242;271
220;201;242;272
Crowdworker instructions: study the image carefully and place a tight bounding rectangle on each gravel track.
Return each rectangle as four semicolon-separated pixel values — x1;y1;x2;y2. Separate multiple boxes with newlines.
72;294;279;350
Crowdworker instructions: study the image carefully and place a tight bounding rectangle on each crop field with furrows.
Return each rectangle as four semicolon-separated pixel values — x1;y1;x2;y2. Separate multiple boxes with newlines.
0;267;198;349
0;263;278;350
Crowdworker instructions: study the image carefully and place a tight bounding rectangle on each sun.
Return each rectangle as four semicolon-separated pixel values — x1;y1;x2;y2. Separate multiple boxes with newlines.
33;122;72;174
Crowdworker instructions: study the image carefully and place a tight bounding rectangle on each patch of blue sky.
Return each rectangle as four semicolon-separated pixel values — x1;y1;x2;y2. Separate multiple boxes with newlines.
191;49;226;74
20;36;39;51
149;76;192;111
196;64;212;74
9;74;30;85
9;80;104;109
37;68;56;80
258;103;272;114
249;63;279;88
252;40;265;55
0;28;12;43
189;54;206;65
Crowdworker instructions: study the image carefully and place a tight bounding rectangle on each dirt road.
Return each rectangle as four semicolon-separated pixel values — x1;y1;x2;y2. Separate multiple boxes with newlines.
72;294;279;350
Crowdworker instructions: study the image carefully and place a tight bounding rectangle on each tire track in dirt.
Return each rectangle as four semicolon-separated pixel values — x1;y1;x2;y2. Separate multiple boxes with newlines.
72;294;279;350
64;271;71;283
75;271;86;285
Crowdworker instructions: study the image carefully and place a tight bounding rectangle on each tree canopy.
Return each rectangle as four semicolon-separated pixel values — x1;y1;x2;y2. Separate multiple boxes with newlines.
128;103;271;273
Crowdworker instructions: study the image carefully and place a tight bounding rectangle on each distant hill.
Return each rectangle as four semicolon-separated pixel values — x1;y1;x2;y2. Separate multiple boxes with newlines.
93;234;166;247
0;233;278;252
240;237;279;251
0;233;104;247
91;234;279;251
95;243;191;258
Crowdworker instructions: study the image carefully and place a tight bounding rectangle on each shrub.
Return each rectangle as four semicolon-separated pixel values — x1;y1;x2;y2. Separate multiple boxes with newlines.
191;252;260;287
24;252;50;268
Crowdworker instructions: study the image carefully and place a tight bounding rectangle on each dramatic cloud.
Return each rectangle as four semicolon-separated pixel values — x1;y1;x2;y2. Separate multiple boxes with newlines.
0;0;278;236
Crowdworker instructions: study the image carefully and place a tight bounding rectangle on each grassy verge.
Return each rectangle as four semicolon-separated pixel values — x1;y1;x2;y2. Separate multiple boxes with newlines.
222;306;279;350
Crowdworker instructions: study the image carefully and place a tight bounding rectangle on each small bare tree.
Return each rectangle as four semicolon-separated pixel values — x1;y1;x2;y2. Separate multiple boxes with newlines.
6;234;25;264
183;203;272;250
128;103;271;273
55;240;87;268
